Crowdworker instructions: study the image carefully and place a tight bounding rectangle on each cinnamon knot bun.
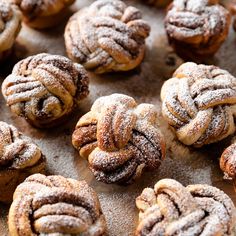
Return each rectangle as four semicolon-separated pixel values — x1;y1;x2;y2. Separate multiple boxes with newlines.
13;0;75;29
8;173;107;236
0;122;45;203
165;0;231;60
64;0;150;74
72;94;166;185
161;62;236;147
220;142;236;191
0;0;21;61
2;53;89;128
136;179;236;236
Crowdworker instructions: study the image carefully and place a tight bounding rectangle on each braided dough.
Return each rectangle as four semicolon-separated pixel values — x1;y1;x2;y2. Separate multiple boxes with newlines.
13;0;75;29
2;53;89;128
8;174;107;236
161;62;236;147
220;142;236;191
72;94;165;185
136;179;236;236
165;0;231;59
0;122;45;203
64;0;150;74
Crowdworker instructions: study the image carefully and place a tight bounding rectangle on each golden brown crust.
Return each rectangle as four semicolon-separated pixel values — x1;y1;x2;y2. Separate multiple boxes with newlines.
165;0;231;60
136;179;236;236
220;143;236;181
0;122;46;203
0;1;21;60
13;0;75;29
161;62;236;147
72;94;166;185
2;53;89;128
64;0;150;74
8;173;107;236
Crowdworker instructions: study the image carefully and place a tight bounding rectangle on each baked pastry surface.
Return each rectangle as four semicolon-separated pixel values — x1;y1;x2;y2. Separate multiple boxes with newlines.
64;0;150;74
2;53;89;128
13;0;75;29
0;0;21;61
8;173;107;235
220;142;236;191
136;178;236;236
72;94;166;184
0;121;45;203
165;0;231;60
161;62;236;147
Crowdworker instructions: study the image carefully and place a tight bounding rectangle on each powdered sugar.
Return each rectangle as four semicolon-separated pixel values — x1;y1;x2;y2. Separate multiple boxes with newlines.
161;62;236;147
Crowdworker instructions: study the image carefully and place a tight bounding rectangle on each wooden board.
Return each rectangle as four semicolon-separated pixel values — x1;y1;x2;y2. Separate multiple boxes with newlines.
0;0;235;235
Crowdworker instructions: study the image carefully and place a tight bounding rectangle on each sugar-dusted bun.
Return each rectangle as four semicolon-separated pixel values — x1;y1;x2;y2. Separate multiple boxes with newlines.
65;0;150;74
165;0;231;60
136;179;236;235
13;0;75;29
161;62;236;147
8;173;107;235
0;0;21;61
0;122;46;203
72;93;166;185
2;53;89;128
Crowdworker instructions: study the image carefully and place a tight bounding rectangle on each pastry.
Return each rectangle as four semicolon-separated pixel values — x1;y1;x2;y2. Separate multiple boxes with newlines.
8;173;107;235
141;0;172;8
0;121;45;203
13;0;75;29
161;62;236;147
220;142;236;191
165;0;231;60
72;94;166;185
64;0;150;74
0;0;21;62
2;53;89;128
136;178;236;236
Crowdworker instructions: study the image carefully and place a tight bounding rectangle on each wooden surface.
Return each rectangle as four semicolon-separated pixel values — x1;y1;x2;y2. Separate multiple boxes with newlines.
0;0;235;235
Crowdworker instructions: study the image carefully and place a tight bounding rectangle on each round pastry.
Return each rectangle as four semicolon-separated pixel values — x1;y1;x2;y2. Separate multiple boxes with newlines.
2;53;89;128
161;62;236;147
165;0;231;60
220;142;236;191
8;173;107;236
141;0;172;8
0;121;46;203
64;0;150;74
136;179;236;236
13;0;75;29
0;0;21;62
72;94;166;185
